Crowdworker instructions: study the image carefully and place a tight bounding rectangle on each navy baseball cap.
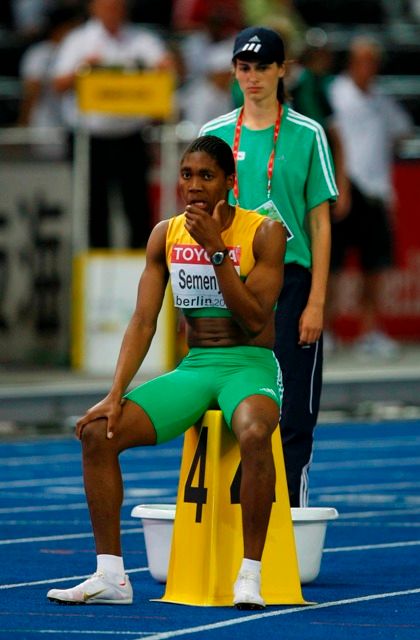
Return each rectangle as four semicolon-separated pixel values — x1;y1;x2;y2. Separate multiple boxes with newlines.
232;27;285;64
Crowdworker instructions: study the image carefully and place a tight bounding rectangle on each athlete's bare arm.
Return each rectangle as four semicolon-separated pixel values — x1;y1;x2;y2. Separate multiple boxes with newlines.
299;200;331;344
76;220;169;436
185;202;286;347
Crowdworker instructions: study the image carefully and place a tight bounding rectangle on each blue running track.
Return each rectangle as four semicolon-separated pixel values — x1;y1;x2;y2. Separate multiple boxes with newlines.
1;419;420;639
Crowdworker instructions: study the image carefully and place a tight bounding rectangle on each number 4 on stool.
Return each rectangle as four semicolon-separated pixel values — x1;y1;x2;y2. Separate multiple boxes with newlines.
159;410;306;606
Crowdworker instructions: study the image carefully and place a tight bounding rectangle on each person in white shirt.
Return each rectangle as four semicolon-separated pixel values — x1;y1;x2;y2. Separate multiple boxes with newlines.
177;40;234;132
53;0;173;248
328;36;412;357
18;6;81;157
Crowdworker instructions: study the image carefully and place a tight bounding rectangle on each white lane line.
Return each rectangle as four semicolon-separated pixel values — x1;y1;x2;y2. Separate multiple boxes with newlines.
138;588;420;640
338;507;420;519
0;527;143;545
0;503;87;514
313;456;420;471
4;455;418;490
20;632;152;636
311;481;420;493
0;447;181;467
0;502;417;520
324;539;420;553
45;488;174;498
315;436;420;451
316;438;420;450
314;493;397;505
2;436;419;467
0;566;148;589
0;496;176;515
2;454;415;488
0;470;179;489
0;454;80;467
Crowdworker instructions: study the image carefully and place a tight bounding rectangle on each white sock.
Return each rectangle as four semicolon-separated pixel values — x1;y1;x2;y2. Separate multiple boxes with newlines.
239;558;261;575
96;554;125;578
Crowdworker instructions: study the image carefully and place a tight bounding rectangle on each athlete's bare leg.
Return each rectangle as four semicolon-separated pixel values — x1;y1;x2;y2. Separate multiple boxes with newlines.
79;400;156;556
231;395;279;560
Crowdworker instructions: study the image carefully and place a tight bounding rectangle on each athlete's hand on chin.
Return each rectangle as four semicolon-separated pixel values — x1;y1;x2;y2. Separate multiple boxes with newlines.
75;395;124;441
184;200;226;249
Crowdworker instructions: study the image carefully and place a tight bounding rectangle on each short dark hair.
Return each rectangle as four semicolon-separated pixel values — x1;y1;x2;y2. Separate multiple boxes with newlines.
181;136;236;177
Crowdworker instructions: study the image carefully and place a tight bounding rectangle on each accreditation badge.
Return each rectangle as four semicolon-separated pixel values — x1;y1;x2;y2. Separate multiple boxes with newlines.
256;200;294;240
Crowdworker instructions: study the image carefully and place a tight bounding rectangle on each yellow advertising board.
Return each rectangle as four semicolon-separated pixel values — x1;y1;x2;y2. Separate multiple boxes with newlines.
76;68;175;119
72;250;176;375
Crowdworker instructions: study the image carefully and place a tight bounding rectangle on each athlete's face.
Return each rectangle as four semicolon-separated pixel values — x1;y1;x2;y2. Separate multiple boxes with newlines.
179;152;234;215
234;58;285;102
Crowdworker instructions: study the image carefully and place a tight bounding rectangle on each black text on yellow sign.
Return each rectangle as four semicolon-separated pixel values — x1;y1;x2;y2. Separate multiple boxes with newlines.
77;69;175;119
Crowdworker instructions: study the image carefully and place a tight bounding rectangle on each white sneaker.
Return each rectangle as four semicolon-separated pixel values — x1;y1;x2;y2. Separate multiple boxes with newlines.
47;572;133;605
233;571;265;610
354;331;399;359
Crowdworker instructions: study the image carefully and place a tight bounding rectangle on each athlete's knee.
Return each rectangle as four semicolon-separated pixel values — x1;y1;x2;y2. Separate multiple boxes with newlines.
237;421;273;458
80;419;109;453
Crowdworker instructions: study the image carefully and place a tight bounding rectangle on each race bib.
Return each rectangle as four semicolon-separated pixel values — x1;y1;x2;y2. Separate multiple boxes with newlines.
256;200;294;240
170;244;241;309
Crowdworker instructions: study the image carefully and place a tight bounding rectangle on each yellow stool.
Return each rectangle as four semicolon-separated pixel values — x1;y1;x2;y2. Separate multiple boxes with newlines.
160;410;306;606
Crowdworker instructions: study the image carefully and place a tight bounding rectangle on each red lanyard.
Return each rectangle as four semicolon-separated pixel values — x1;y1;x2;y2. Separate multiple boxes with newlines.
232;102;282;203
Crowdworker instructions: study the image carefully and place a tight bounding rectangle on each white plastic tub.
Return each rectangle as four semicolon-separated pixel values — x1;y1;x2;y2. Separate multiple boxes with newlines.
131;504;338;584
291;507;338;583
132;504;175;583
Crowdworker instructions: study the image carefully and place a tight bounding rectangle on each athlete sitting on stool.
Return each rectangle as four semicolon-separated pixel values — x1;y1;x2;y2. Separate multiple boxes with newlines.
47;135;286;609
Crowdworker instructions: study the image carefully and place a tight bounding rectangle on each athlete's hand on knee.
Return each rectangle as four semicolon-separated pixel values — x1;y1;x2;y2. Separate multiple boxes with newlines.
75;395;123;440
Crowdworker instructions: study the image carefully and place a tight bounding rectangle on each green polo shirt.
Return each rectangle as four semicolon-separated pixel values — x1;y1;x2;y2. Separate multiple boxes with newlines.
200;104;338;269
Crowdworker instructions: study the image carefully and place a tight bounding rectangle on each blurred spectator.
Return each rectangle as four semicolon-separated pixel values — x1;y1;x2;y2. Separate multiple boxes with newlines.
242;0;307;57
18;6;82;148
328;36;413;357
52;0;173;249
172;0;242;32
290;43;333;129
290;42;351;240
177;40;234;131
12;0;56;41
174;2;242;82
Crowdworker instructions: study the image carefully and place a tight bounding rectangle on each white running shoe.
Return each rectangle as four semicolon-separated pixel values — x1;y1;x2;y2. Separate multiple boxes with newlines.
47;571;133;605
233;571;265;610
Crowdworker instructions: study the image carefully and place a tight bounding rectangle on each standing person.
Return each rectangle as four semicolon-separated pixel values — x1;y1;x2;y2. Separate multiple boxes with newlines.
177;41;235;131
18;6;82;157
52;0;173;248
290;43;350;222
328;36;413;357
46;135;287;609
200;27;337;507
